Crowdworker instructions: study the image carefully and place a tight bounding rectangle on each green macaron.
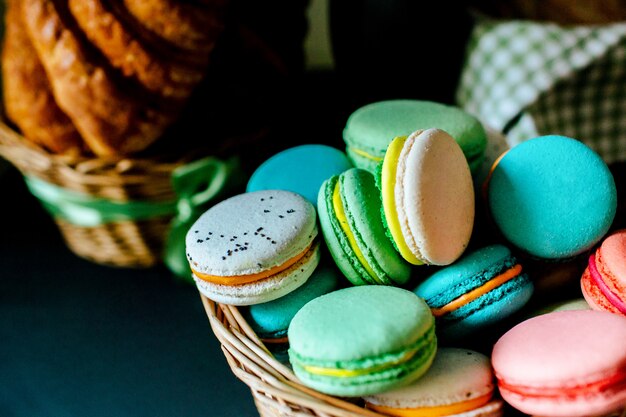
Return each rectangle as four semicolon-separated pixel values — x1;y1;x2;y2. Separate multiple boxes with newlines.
343;100;487;174
317;168;411;286
288;286;437;397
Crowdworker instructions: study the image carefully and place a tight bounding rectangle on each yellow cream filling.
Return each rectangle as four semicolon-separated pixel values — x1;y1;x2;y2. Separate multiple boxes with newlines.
349;147;384;162
366;392;493;417
381;136;423;265
431;264;523;317
332;182;382;284
302;347;418;378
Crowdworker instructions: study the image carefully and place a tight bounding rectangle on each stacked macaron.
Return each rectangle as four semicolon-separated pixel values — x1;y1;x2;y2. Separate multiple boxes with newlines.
186;190;321;305
343;100;488;174
288;286;437;396
318;168;411;286
185;102;626;417
486;135;617;260
363;348;503;417
378;129;475;266
581;229;626;316
415;245;534;340
493;311;626;417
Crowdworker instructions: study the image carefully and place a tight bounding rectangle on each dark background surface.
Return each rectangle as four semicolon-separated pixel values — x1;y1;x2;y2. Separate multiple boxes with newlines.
0;164;259;417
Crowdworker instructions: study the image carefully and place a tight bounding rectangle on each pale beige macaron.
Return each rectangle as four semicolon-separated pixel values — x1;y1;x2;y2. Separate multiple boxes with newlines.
364;348;503;417
380;128;475;265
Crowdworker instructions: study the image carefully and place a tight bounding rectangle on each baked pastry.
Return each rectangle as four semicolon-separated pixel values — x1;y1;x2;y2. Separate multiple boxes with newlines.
1;0;82;155
122;0;227;54
21;0;174;156
67;0;206;100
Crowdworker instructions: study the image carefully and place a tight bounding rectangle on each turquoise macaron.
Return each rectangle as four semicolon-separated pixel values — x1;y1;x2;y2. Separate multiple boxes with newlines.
288;286;437;397
487;135;617;260
343;100;487;174
247;144;352;205
317;168;411;286
245;266;339;357
414;244;534;340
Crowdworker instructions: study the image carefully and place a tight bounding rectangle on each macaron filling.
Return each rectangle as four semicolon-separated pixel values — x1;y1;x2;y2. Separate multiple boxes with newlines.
431;264;523;317
588;254;626;314
366;392;493;417
331;181;383;284
381;135;424;265
348;146;383;162
497;366;626;400
290;325;436;382
261;336;289;344
192;241;315;285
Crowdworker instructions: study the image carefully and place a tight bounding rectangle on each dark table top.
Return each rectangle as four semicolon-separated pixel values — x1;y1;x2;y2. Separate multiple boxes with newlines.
0;165;259;417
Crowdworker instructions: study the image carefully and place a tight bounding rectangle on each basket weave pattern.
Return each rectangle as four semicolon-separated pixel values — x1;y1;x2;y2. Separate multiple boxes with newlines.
201;294;388;417
0;119;180;267
202;294;626;417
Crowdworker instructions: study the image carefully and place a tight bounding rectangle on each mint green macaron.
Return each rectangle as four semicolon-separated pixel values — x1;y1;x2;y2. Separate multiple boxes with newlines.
317;168;411;286
288;286;437;397
343;100;487;174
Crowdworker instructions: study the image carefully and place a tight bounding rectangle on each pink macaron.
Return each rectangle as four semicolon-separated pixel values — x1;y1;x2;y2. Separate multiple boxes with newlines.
492;310;626;417
581;229;626;316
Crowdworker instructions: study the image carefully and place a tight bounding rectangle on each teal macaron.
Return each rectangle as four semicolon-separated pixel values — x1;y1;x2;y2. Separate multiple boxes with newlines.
247;144;352;205
317;168;411;286
288;286;437;397
414;244;534;340
487;135;617;260
343;100;487;174
246;266;340;342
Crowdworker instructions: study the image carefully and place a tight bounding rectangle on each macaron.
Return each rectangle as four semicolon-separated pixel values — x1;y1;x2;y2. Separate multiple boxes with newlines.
343;100;487;174
186;190;320;305
245;266;339;361
414;244;534;340
363;348;503;417
492;310;626;417
317;168;411;286
581;229;626;316
529;298;590;318
247;144;352;205
487;135;617;260
288;286;437;397
379;128;475;265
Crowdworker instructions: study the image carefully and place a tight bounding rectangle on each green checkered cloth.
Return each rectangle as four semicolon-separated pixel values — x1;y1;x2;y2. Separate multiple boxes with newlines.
457;18;626;163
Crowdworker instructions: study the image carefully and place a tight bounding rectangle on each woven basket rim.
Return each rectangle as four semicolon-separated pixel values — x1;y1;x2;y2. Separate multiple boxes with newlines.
0;116;184;181
201;294;389;417
201;295;626;417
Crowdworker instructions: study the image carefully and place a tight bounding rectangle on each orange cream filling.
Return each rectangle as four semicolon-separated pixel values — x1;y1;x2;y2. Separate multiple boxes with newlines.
431;264;522;317
481;150;509;201
366;392;493;417
261;336;289;344
192;243;313;286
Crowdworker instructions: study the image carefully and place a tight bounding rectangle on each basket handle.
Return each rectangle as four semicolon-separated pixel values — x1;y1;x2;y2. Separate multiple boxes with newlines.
164;156;244;280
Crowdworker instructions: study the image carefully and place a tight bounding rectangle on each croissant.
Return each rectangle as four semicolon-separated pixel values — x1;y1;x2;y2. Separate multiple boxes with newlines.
2;0;83;155
67;0;208;100
122;0;227;54
3;0;228;157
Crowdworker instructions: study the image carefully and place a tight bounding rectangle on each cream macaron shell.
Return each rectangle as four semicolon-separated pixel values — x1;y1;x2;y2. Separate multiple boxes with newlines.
187;190;317;277
186;190;319;305
386;129;474;265
364;348;502;417
194;242;321;305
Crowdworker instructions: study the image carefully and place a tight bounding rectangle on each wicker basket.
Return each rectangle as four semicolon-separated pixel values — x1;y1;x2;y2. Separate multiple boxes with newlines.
201;294;626;417
0;117;232;268
201;294;389;417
